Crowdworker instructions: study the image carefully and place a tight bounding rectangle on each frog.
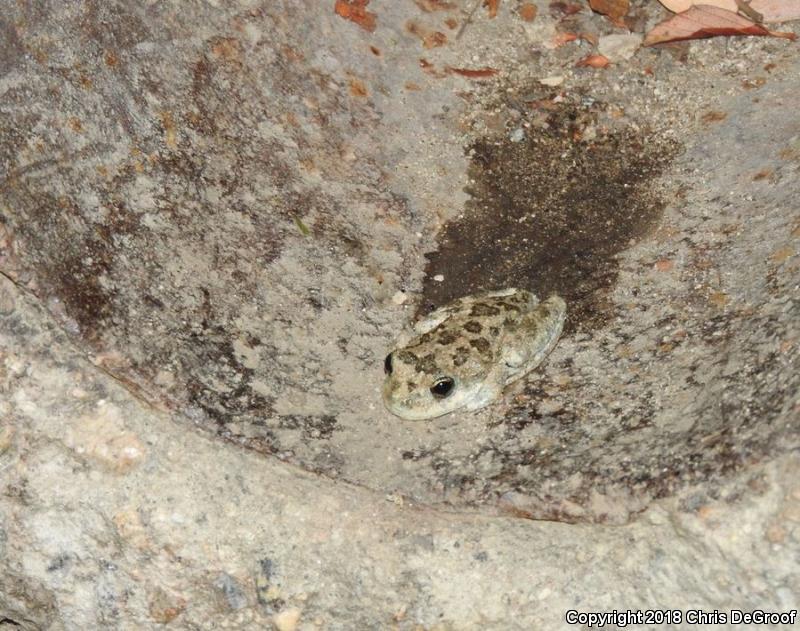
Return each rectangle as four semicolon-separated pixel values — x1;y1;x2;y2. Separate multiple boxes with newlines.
382;288;566;420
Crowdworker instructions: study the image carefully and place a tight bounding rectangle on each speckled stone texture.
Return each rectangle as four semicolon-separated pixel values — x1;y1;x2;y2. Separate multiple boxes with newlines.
1;0;798;628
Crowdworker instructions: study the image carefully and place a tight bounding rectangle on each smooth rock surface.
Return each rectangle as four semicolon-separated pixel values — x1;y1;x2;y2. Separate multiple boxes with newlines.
1;1;798;628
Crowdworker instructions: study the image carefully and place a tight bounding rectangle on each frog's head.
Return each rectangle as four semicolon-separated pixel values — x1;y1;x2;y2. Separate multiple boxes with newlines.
381;345;496;420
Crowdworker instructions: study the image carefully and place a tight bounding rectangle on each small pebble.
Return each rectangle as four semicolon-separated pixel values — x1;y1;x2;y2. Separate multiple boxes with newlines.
509;128;525;143
598;34;642;61
391;291;407;305
273;608;302;631
433;274;444;282
214;573;248;611
539;75;564;87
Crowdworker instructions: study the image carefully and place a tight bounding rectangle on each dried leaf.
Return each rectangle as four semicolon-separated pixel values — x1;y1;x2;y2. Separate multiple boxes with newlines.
643;5;796;45
576;53;611;67
658;0;734;13
549;1;583;16
544;31;579;48
519;2;538;20
334;0;377;32
424;31;448;47
406;21;448;48
484;0;501;18
544;31;598;48
419;58;448;77
658;0;800;23
589;0;630;20
445;65;499;78
749;0;800;23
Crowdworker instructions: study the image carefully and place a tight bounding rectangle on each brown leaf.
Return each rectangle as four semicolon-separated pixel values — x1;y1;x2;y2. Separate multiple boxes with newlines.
419;58;448;77
406;21;448;48
658;0;735;13
658;0;800;23
643;5;796;45
484;0;501;18
589;0;630;20
549;1;584;16
544;31;597;48
334;0;377;32
519;2;539;20
749;0;800;23
545;31;579;48
576;53;611;67
445;65;499;78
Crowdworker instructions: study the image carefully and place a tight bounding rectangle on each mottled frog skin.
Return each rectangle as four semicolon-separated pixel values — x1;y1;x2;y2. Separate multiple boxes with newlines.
382;288;566;420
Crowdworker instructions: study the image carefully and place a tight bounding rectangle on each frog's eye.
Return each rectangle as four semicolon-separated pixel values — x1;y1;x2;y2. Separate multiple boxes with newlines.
430;377;455;399
384;353;393;375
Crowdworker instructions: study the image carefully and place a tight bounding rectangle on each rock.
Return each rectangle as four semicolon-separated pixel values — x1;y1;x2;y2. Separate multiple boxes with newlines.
273;608;302;631
539;75;565;86
63;405;146;474
598;33;643;61
0;0;798;628
213;573;248;611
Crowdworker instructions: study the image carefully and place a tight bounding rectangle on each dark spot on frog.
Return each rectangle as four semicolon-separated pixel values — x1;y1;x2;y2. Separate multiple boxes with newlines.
416;353;439;374
498;301;520;312
396;350;418;364
489;326;500;337
436;330;459;345
464;320;483;334
406;380;417;390
470;338;491;354
470;303;501;317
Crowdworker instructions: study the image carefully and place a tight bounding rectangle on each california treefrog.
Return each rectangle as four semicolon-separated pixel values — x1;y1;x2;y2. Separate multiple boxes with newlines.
382;288;566;420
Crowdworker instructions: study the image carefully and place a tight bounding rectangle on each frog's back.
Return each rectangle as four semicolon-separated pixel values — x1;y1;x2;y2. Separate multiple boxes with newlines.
452;288;536;324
